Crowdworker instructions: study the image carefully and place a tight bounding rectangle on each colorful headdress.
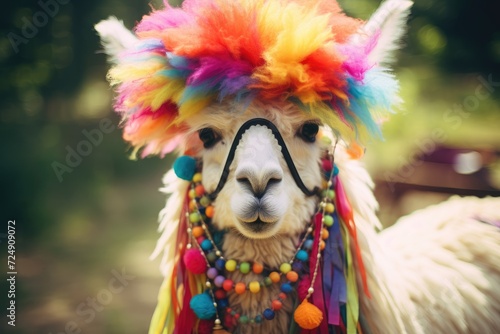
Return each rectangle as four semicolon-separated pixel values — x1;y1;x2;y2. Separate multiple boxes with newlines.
106;0;401;157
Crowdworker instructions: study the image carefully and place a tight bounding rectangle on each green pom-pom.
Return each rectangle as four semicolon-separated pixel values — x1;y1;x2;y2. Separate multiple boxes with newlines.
173;156;197;181
190;292;216;320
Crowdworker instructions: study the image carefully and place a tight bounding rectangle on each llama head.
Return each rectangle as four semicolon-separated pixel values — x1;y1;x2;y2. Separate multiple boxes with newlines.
185;100;324;238
96;0;413;239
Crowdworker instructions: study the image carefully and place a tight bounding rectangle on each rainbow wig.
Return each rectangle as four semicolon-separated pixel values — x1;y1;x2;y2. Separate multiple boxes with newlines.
108;0;400;157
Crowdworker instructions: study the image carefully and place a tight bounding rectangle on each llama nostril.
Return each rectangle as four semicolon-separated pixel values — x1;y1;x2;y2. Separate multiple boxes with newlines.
236;171;282;199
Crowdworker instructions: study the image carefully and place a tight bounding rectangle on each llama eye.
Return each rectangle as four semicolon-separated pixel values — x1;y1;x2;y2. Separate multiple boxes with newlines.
298;123;319;143
198;128;221;148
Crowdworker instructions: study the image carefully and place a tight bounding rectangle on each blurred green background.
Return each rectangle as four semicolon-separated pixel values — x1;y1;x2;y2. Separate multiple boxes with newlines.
1;0;499;333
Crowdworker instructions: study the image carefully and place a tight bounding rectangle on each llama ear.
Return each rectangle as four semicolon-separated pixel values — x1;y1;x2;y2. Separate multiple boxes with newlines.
349;0;413;66
95;16;138;64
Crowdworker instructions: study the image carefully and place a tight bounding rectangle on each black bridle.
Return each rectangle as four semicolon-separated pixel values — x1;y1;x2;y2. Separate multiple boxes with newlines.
207;118;320;200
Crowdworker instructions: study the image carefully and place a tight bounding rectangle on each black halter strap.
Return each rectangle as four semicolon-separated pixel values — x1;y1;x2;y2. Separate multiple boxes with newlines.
208;118;320;200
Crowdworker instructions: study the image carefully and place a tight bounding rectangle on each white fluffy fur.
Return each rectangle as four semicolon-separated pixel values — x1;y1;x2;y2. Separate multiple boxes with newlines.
95;17;138;63
350;0;413;65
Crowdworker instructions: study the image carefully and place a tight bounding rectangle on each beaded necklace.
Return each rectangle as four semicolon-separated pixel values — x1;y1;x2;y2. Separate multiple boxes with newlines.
181;148;345;332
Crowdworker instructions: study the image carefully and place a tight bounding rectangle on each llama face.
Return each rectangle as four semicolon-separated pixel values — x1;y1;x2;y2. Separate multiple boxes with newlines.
187;101;323;239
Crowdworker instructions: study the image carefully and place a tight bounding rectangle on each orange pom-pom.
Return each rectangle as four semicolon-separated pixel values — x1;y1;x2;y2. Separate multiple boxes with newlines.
252;262;264;274
234;283;246;294
294;299;323;330
269;271;280;283
192;226;204;238
346;141;365;160
205;205;215;218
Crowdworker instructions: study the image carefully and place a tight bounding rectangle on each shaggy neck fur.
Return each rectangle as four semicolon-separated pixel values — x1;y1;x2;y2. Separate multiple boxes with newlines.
222;232;300;334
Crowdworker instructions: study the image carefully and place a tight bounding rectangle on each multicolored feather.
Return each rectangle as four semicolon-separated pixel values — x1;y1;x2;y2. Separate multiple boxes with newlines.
107;0;400;156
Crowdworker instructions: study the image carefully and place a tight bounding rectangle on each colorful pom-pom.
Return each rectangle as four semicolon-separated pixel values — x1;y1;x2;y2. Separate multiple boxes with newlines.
173;155;197;181
207;267;218;279
192;226;204;238
214;275;225;287
286;271;299;282
183;249;207;274
269;271;280;283
249;281;260;293
280;283;293;294
190;292;216;320
214;289;226;300
201;239;213;251
252;263;264;274
239;262;250;274
322;159;333;173
225;259;237;272
222;279;233;291
280;263;291;274
296;250;309;262
234;282;246;294
215;258;226;270
263;308;275;320
294;299;323;330
272;299;282;311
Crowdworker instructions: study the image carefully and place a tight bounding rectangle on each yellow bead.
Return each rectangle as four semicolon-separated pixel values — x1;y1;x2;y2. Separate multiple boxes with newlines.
225;259;237;272
249;281;260;293
192;173;202;183
280;263;291;274
188;189;196;199
325;203;335;213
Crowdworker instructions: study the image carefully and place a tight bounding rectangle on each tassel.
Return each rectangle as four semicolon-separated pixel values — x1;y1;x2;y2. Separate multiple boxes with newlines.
294;299;324;330
334;179;370;298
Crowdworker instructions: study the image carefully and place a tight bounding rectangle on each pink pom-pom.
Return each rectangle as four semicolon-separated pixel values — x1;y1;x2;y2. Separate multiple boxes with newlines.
321;159;333;173
297;275;311;301
183;249;207;274
197;320;214;334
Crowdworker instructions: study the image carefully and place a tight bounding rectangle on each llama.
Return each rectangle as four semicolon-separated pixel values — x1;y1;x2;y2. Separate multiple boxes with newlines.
96;0;500;333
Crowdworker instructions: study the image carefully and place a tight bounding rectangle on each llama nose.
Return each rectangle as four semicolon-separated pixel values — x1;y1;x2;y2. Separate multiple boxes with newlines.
236;166;283;199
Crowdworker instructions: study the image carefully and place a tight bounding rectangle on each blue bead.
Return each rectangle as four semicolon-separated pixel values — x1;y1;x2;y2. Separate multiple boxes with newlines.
201;239;213;251
296;250;309;262
263;308;275;320
292;261;303;273
215;258;226;270
333;164;339;176
254;314;263;323
173;155;197;181
304;239;313;250
280;283;293;294
218;298;229;308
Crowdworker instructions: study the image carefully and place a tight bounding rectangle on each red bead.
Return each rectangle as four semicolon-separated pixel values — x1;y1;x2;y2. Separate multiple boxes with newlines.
196;236;206;244
223;279;234;291
279;292;287;300
272;300;282;310
234;313;240;320
195;184;205;197
215;289;226;299
322;159;333;172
